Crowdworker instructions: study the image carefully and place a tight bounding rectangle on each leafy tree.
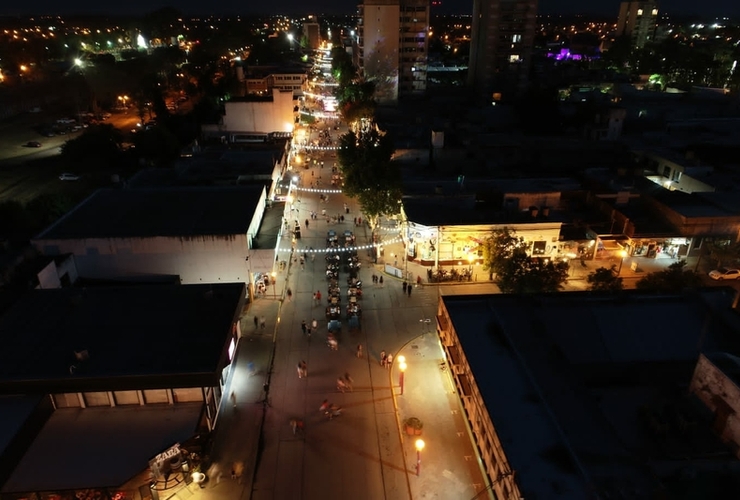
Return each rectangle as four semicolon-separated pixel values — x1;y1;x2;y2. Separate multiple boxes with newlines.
132;125;181;167
635;260;701;292
60;124;123;165
707;240;740;268
337;81;377;125
587;266;624;292
337;128;400;228
482;228;569;293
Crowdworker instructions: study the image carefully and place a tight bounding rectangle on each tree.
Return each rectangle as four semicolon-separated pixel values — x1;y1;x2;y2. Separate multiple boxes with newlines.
337;128;400;228
60;124;123;165
132;125;181;167
587;266;624;292
707;240;740;268
635;260;701;292
482;228;569;293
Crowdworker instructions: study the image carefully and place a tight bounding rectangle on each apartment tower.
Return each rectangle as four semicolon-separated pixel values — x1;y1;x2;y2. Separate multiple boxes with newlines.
358;0;430;104
617;1;659;49
468;0;537;102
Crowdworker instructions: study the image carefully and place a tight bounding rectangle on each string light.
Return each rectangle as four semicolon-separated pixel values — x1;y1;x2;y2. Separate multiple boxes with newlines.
277;235;404;254
279;184;343;194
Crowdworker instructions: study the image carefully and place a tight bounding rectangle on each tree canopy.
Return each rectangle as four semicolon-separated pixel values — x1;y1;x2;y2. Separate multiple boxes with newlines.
482;228;569;293
60;124;123;165
337;128;400;226
635;260;701;292
587;266;624;292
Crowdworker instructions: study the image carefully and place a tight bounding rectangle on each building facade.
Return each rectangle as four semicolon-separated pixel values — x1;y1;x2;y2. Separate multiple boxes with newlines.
617;1;659;49
468;0;538;101
358;0;429;104
302;18;321;49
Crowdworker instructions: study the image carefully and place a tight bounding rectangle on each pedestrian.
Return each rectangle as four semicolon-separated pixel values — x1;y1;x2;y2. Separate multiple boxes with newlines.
312;318;318;330
379;275;384;286
301;320;307;335
402;281;408;293
344;372;354;391
356;344;363;358
297;362;304;379
287;288;292;301
306;326;312;337
386;353;393;368
319;399;330;413
312;292;317;303
301;360;307;377
337;377;347;393
354;217;358;226
316;290;322;303
260;316;266;329
231;391;237;408
231;468;237;479
408;285;412;297
305;219;309;229
254;316;259;329
380;350;387;367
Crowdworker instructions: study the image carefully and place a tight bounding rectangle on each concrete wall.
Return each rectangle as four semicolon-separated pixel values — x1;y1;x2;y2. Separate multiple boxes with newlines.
222;89;295;134
362;1;400;104
689;353;740;456
34;235;251;286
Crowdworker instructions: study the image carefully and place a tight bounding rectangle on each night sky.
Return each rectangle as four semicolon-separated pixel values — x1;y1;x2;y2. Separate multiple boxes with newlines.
0;0;737;18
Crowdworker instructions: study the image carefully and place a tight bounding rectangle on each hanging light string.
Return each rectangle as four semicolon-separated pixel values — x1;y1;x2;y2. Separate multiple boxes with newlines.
279;183;343;194
277;235;404;254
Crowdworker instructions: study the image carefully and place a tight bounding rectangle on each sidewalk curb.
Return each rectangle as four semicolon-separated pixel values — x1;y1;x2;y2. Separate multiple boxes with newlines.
390;336;417;500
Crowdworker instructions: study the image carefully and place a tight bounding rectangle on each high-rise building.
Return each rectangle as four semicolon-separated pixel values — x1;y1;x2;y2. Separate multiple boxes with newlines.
616;1;659;49
357;0;430;104
468;0;538;102
302;16;321;50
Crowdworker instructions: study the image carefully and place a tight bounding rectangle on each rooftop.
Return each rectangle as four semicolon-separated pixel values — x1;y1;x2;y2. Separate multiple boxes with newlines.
442;288;740;499
34;186;265;240
1;404;201;493
403;196;568;227
0;283;245;394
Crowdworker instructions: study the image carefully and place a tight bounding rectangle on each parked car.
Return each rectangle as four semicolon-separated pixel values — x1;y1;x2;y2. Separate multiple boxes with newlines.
59;173;80;181
708;267;740;280
25;141;42;148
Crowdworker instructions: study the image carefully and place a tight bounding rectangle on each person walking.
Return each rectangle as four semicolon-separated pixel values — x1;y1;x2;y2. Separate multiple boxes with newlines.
300;360;307;378
407;285;412;297
305;219;309;229
231;391;237;408
337;377;347;393
379;275;384;286
287;288;293;301
344;372;354;391
356;344;363;358
254;316;259;329
402;281;408;293
312;318;318;331
319;399;330;413
260;316;266;329
380;350;387;367
386;353;393;368
301;320;307;336
297;362;304;379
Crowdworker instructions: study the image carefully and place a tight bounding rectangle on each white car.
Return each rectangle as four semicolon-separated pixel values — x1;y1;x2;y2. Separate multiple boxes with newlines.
708;267;740;280
59;173;80;181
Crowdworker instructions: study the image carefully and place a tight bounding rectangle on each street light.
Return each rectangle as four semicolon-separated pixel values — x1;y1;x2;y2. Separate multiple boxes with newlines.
617;250;628;276
415;439;425;476
398;356;406;395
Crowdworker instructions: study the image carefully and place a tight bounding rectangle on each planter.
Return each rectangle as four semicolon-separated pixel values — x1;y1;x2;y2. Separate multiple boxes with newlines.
404;417;423;436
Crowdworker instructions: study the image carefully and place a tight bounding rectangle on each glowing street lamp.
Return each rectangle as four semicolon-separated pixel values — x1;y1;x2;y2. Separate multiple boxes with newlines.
415;439;425;476
617;250;628;276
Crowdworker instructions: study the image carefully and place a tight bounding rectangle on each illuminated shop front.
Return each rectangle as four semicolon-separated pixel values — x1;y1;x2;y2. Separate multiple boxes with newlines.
404;219;563;267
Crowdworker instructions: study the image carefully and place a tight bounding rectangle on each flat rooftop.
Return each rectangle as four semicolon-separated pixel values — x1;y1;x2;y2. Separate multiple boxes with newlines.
442;288;740;499
403;197;568;226
0;283;245;393
35;186;265;240
1;404;201;493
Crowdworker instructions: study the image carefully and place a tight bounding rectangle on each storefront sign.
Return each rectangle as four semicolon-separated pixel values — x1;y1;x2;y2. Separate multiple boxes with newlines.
149;443;181;478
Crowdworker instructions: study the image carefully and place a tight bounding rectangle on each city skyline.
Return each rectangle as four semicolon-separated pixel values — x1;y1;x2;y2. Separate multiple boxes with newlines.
0;0;738;18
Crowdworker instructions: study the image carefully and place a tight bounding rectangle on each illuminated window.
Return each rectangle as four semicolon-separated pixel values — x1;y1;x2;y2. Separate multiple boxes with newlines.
512;34;521;43
509;54;520;63
637;8;643;15
651;8;658;15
